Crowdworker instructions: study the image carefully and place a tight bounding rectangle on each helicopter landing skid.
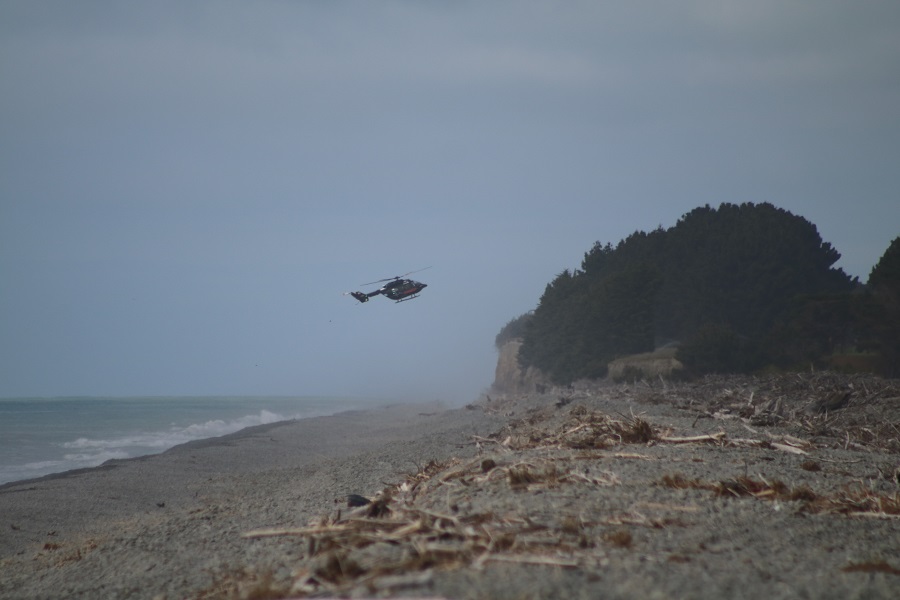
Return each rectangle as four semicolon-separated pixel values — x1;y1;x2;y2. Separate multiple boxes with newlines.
394;294;420;303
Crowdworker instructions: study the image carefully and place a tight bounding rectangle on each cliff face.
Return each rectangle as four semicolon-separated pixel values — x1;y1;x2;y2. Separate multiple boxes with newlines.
492;339;546;393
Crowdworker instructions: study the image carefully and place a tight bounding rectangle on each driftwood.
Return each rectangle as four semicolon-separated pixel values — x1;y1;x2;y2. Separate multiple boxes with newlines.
659;432;726;444
235;373;899;597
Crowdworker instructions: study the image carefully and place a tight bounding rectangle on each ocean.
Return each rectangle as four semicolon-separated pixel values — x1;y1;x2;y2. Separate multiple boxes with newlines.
0;396;384;486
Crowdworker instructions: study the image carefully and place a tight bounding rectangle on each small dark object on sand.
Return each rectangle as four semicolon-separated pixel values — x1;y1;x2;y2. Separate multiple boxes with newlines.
556;396;573;408
347;494;371;507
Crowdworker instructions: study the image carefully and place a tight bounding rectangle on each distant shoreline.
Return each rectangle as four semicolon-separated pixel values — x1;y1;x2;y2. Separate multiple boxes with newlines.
0;418;298;491
0;396;402;490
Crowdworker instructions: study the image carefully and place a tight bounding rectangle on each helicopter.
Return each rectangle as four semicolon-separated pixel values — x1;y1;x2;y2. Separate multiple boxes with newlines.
346;268;430;303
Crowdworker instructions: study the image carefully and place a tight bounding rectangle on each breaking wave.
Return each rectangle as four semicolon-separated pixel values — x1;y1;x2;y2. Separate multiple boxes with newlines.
2;409;290;485
61;409;286;452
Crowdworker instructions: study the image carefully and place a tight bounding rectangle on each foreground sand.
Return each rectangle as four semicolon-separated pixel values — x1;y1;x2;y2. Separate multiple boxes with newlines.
1;376;898;599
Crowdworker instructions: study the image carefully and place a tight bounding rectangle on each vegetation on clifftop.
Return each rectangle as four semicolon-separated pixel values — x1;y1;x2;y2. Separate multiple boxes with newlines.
859;236;900;377
499;203;898;382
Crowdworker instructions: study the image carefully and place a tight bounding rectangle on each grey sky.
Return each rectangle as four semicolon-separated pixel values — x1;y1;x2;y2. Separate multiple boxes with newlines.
2;1;898;400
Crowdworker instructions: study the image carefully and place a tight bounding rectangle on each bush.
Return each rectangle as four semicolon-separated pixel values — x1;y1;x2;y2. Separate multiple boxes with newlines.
495;312;533;349
612;365;644;383
677;323;760;375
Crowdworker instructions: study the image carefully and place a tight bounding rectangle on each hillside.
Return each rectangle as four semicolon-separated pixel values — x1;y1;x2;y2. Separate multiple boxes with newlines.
497;203;899;384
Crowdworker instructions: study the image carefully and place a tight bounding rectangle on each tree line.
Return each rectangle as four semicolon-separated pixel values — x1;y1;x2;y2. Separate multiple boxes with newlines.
496;202;899;382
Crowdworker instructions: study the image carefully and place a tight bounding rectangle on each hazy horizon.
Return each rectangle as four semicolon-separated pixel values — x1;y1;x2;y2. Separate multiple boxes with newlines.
2;1;898;400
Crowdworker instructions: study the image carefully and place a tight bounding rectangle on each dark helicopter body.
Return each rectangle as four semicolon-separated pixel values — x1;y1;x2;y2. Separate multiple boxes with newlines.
347;268;430;303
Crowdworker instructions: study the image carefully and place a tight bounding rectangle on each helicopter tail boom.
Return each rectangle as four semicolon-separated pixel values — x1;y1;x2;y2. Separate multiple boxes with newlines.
349;290;383;303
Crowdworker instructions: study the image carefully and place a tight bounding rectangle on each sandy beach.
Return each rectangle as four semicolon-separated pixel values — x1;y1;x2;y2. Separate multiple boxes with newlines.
1;377;899;599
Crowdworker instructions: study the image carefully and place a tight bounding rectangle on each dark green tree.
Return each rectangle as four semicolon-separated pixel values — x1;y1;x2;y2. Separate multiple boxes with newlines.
657;203;853;341
495;312;534;349
765;292;859;369
868;236;900;291
518;270;587;383
515;202;858;382
860;237;900;376
677;323;747;375
520;252;663;382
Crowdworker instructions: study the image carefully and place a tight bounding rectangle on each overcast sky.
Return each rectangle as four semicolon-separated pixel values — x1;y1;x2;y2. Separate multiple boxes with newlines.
1;1;898;401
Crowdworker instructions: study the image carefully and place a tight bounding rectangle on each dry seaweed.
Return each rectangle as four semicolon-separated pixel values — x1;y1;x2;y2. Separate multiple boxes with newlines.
841;560;900;576
659;473;715;491
636;371;900;453
243;457;616;596
802;483;900;517
245;500;594;596
603;529;633;548
233;372;900;597
714;476;791;499
658;473;900;519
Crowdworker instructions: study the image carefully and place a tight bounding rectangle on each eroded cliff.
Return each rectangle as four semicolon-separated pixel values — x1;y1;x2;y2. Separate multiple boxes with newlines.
492;339;546;393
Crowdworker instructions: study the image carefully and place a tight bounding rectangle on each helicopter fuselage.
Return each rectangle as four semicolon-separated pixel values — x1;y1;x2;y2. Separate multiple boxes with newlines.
349;278;427;303
382;278;427;301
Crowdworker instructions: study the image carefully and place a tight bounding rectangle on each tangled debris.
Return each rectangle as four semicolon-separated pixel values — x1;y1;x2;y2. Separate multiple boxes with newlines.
243;455;610;597
229;372;899;598
659;473;900;517
634;372;900;453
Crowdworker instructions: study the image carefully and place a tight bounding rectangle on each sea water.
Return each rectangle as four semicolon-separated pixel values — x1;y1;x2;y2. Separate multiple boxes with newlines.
0;396;382;486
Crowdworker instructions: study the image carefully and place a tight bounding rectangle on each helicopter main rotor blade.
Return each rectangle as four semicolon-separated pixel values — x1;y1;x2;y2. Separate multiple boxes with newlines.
360;276;396;286
360;266;431;286
398;266;432;278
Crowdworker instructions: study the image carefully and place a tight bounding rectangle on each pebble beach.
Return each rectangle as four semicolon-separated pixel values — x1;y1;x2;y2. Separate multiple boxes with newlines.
1;376;899;599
